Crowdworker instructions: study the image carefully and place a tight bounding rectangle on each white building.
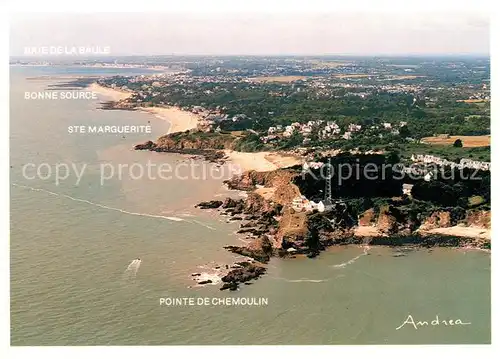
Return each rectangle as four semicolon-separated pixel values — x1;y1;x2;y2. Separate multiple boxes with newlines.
317;199;334;213
412;154;490;171
402;183;414;196
320;122;341;139
303;162;324;172
292;195;315;212
348;124;362;132
260;135;278;143
301;126;313;136
283;125;295;137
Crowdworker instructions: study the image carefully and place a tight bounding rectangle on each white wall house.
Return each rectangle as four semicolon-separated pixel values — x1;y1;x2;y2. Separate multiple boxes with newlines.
402;183;414;196
317;199;334;213
292;195;319;212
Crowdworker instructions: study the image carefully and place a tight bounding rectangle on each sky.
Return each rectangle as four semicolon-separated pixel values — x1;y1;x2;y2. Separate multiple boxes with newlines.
10;12;490;57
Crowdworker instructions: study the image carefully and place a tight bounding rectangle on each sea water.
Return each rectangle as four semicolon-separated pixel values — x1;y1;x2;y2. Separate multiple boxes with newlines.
10;66;491;345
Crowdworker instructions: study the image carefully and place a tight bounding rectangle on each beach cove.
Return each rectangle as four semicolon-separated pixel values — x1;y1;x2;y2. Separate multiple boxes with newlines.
89;83;203;135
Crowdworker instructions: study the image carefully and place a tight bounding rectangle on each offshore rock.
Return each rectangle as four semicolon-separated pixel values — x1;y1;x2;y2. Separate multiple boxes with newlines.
220;262;267;291
195;200;223;209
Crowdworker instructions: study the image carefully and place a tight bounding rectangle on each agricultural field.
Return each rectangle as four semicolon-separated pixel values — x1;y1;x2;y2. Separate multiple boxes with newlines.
456;99;489;103
421;135;490;147
249;75;308;83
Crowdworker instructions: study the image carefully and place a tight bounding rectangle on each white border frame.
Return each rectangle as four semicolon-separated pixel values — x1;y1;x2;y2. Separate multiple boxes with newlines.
1;1;496;358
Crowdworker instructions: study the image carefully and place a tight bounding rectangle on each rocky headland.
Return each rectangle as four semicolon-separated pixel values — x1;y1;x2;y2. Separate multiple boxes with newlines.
135;136;491;290
134;132;235;164
192;153;490;290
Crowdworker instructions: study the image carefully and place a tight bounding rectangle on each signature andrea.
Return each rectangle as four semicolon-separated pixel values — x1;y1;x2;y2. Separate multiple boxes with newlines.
396;314;471;330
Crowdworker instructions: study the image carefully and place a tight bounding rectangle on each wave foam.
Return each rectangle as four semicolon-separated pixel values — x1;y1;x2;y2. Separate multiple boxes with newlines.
331;246;370;269
12;183;214;230
124;258;142;278
194;272;222;285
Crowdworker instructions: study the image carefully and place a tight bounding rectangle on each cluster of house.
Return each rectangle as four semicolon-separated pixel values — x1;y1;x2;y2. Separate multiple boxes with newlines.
411;154;491;171
319;122;341;139
291;195;335;213
197;115;225;132
260;119;409;145
302;161;325;172
262;120;334;144
263;121;345;144
457;94;490;102
341;123;363;140
308;77;426;95
460;158;491;171
195;108;249;132
260;122;308;143
456;84;490;102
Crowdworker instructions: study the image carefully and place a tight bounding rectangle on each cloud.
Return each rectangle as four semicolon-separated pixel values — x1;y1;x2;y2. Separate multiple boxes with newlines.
10;12;489;56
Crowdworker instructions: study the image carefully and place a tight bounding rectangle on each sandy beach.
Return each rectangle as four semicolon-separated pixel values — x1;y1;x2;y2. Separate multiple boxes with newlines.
89;83;303;172
88;83;132;101
419;226;491;240
353;225;385;237
138;107;201;134
89;83;201;134
354;224;490;240
224;150;301;172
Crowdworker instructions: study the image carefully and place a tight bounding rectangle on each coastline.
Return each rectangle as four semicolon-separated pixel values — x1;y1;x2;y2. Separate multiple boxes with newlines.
88;83;132;102
355;224;491;241
90;82;300;170
138;106;201;134
223;150;302;172
11;63;170;71
89;82;201;134
418;226;491;240
193;190;491;289
94;82;491;291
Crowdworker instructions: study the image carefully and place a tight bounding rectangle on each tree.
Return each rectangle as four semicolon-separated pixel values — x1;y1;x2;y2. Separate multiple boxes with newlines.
279;132;303;149
453;139;463;148
399;125;411;138
386;150;400;164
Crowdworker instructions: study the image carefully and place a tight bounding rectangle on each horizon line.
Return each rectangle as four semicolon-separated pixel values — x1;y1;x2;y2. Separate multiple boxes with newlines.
9;52;491;59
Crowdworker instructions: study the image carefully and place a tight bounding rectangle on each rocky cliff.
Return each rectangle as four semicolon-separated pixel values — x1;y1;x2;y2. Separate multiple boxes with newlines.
155;132;237;151
134;132;237;162
196;154;491;289
205;166;491;258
